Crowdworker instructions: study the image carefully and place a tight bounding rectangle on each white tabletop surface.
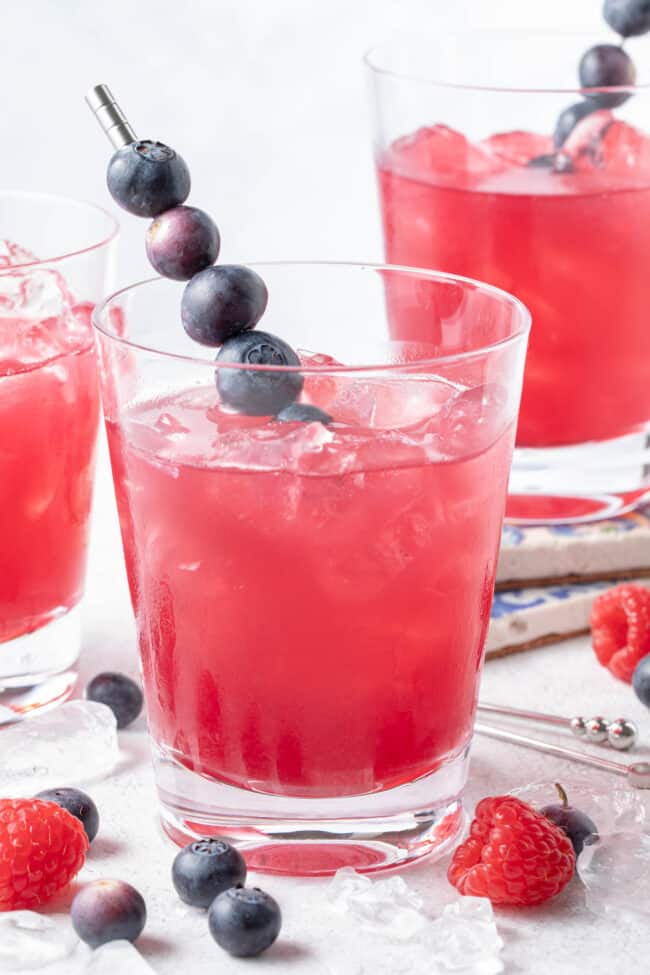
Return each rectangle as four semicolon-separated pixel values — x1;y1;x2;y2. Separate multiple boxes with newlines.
8;0;650;970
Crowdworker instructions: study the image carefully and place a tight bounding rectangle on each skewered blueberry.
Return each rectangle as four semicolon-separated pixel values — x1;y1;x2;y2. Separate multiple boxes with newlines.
35;787;99;843
553;100;600;148
208;886;281;957
181;265;268;346
604;0;650;37
107;140;190;217
632;653;650;707
579;44;636;107
146;206;220;281
277;403;333;424
85;672;144;729
216;330;303;415
172;838;247;908
541;784;598;857
71;880;147;947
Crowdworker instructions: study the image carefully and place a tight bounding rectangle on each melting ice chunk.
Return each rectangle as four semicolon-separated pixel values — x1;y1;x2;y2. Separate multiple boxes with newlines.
578;829;650;923
326;870;504;974
0;701;118;796
0;911;79;971
83;940;159;974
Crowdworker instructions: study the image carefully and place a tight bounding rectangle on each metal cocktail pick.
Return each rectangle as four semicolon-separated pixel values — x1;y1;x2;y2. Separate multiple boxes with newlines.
85;84;137;149
475;722;650;789
477;702;638;751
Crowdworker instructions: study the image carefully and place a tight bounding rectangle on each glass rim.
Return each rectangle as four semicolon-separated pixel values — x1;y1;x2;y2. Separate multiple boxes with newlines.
364;34;650;97
92;261;531;374
0;190;119;270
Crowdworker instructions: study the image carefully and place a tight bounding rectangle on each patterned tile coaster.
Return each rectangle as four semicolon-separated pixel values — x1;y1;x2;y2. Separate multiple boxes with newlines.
496;505;650;590
486;576;650;659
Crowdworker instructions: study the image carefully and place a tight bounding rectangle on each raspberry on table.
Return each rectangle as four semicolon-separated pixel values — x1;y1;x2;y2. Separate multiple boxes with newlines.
447;796;576;907
0;798;89;911
590;584;650;682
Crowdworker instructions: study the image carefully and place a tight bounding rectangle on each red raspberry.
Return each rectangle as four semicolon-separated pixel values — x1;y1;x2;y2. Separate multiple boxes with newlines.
590;584;650;682
448;796;575;907
0;798;89;910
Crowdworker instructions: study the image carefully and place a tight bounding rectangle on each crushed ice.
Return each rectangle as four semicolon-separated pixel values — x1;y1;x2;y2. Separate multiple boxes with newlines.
326;869;504;974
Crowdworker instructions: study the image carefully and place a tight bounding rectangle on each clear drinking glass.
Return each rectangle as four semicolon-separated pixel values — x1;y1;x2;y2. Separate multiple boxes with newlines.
0;193;117;711
94;262;529;875
366;32;650;523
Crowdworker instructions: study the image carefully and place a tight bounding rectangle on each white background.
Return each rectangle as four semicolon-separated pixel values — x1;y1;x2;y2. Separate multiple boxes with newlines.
5;0;611;281
5;2;650;973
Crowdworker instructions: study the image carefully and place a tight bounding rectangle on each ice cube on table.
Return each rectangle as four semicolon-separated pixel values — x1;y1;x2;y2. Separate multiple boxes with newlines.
0;911;79;971
512;780;646;835
427;899;504;975
326;871;504;974
578;828;650;923
0;701;118;796
83;940;158;974
328;867;425;941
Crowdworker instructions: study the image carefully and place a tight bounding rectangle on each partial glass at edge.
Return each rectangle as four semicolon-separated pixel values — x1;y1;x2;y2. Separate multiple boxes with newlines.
0;193;117;713
366;32;650;523
95;263;529;875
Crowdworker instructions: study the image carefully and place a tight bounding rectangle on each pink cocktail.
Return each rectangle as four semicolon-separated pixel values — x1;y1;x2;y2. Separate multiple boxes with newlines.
0;194;117;705
95;263;529;874
367;34;650;522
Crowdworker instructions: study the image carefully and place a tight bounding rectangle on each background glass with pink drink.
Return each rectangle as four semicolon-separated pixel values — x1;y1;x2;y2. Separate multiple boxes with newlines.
94;262;529;875
367;32;650;523
0;193;117;712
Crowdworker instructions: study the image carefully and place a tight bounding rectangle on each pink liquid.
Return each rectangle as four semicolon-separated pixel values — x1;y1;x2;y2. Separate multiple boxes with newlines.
378;115;650;446
0;254;99;645
107;373;514;798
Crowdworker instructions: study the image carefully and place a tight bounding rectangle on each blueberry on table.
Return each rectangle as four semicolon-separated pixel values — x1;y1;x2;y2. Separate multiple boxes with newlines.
35;787;99;843
181;264;268;346
579;44;636;107
107;140;190;217
604;0;650;38
216;330;304;415
71;879;146;947
632;654;650;707
277;402;333;424
146;206;220;281
541;784;598;857
553;100;600;148
172;838;247;908
208;886;282;957
85;672;143;729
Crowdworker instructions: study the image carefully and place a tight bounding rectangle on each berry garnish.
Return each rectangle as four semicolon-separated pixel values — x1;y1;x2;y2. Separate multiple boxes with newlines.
172;838;247;909
146;206;220;281
107;140;190;217
216;330;303;416
0;798;88;910
35;787;100;844
553;100;599;148
277;402;333;424
541;784;599;858
71;879;147;947
181;264;268;346
208;886;282;958
632;653;650;707
447;795;576;906
579;44;636;108
590;584;650;682
85;672;144;729
604;0;650;37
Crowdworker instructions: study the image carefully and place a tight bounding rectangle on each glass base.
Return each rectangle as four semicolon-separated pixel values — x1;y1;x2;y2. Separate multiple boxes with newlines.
154;743;469;876
508;429;650;524
0;607;81;718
